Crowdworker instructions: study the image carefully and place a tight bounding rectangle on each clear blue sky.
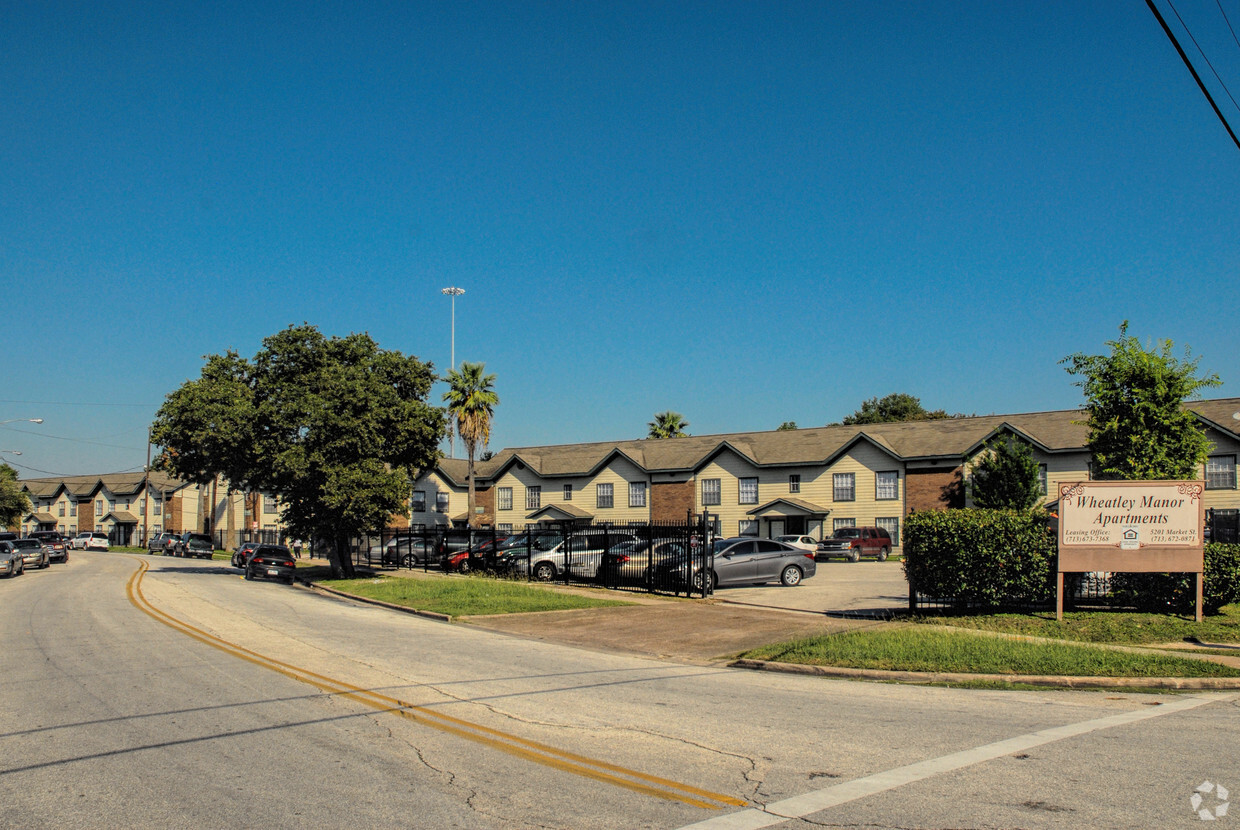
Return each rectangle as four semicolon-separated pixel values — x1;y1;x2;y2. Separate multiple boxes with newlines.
3;1;1238;476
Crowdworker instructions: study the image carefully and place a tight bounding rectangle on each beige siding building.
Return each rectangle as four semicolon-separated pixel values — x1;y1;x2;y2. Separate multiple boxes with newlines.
408;398;1240;544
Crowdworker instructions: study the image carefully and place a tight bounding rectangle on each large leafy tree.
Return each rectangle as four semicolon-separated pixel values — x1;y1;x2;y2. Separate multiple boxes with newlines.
647;411;689;439
442;361;499;528
152;325;444;577
1062;322;1219;480
969;433;1043;510
839;393;951;425
0;464;31;529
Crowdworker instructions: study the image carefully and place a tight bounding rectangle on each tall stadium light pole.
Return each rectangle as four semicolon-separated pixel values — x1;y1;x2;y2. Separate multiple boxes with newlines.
441;286;465;458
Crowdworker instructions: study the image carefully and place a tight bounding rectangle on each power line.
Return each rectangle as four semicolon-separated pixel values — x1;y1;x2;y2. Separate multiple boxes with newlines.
0;398;159;408
1165;0;1240;114
1146;0;1240;151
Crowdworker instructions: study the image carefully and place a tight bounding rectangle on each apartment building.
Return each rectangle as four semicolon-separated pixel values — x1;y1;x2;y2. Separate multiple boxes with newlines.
409;398;1240;545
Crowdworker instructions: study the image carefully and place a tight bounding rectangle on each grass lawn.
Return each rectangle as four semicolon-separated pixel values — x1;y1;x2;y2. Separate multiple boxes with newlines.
739;626;1240;677
319;574;633;617
910;604;1240;645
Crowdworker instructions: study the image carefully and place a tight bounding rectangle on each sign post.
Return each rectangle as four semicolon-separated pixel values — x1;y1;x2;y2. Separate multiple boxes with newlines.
1057;481;1205;621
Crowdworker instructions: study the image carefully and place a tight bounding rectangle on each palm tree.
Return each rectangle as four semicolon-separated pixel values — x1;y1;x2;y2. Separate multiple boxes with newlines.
647;411;689;439
443;362;499;527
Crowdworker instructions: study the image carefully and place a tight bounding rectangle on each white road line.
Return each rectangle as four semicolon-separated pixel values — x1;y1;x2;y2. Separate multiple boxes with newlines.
679;693;1234;830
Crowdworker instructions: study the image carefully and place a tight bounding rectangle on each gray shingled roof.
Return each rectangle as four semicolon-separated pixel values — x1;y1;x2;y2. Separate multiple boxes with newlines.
462;398;1240;481
20;472;190;498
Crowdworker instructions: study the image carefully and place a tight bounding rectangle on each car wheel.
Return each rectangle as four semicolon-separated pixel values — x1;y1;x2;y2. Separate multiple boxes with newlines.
458;559;472;574
848;550;860;563
691;570;717;592
401;553;417;569
877;547;889;562
780;565;803;586
533;562;555;581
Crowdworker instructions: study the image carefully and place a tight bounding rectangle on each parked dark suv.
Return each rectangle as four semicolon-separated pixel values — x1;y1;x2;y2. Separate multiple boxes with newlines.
177;532;215;559
816;526;893;562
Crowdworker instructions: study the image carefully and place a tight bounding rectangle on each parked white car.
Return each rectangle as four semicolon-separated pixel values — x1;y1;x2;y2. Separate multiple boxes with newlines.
776;535;819;554
71;531;110;551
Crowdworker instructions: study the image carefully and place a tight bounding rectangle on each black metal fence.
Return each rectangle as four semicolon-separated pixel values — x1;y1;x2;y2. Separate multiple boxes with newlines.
349;513;717;598
1207;508;1239;544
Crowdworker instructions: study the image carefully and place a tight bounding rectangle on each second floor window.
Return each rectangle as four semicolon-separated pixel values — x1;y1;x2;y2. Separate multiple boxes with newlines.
526;486;541;510
833;473;855;502
58;503;65;517
436;492;450;512
411;490;427;512
497;487;512;511
70;502;77;517
702;478;721;506
788;474;800;493
876;471;898;500
153;500;162;516
563;484;573;501
597;483;613;509
263;494;278;513
738;477;758;505
629;481;647;508
1038;464;1048;496
95;499;103;516
1206;456;1237;490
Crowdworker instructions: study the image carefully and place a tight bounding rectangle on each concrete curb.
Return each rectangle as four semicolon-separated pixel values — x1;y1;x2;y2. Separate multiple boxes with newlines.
728;658;1240;690
303;580;453;622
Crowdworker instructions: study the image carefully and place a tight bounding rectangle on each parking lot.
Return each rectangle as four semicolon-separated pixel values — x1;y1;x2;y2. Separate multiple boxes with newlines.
709;559;909;616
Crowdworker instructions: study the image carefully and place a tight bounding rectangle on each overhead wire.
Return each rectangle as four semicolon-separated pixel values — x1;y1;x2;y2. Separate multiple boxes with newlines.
1165;0;1240;113
1145;0;1240;150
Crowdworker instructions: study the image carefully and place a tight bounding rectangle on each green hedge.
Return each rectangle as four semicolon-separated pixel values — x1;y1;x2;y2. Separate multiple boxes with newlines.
903;509;1056;608
1110;543;1240;615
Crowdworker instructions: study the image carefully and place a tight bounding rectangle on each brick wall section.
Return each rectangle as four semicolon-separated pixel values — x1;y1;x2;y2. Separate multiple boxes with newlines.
475;485;494;526
651;480;695;522
905;466;965;514
167;495;183;534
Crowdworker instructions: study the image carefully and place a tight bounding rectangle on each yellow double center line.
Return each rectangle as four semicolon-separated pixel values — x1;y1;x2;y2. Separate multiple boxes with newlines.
126;559;745;810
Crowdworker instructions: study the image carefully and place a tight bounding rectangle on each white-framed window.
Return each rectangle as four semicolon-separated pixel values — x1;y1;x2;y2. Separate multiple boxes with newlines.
701;478;721;506
263;494;278;513
629;481;647;508
876;471;899;500
139;502;145;516
95;499;103;516
497;487;512;511
738;519;758;536
70;502;77;517
708;516;722;536
563;484;572;501
412;490;427;513
833;473;855;502
497;523;513;534
526;486;541;510
1206;455;1237;490
153;500;162;516
1038;464;1048;496
833;517;856;531
876;516;900;546
597;483;613;508
738;477;759;505
789;474;800;493
436;492;450;512
58;503;65;517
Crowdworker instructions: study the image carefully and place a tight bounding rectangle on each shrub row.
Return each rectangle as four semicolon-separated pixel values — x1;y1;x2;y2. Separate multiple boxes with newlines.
904;508;1240;615
903;509;1056;607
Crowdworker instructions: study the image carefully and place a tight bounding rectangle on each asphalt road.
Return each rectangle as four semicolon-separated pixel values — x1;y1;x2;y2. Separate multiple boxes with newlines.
2;552;1237;829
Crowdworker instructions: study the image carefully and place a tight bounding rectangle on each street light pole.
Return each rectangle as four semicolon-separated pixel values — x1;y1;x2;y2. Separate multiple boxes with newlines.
441;286;465;458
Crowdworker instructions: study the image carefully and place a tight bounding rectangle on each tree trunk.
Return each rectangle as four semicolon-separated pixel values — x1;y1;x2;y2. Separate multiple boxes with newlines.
326;532;356;579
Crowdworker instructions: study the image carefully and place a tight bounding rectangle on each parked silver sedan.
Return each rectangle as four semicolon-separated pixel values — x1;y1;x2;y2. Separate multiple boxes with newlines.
0;543;23;577
11;538;49;570
653;537;816;591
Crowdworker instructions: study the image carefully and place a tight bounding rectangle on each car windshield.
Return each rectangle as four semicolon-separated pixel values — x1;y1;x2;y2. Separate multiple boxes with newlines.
832;528;862;539
13;540;41;549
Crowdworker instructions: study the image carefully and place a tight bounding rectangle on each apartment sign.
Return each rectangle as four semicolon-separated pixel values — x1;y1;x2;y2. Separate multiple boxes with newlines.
1059;481;1203;552
1056;480;1205;620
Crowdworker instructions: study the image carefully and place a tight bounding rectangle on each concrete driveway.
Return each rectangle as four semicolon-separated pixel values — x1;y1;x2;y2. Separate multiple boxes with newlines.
709;559;909;616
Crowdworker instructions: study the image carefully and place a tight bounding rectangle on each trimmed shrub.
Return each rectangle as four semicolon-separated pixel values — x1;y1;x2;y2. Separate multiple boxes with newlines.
1110;543;1240;615
904;509;1056;608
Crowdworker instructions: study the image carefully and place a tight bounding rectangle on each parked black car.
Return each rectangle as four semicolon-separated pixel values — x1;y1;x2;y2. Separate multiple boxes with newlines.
244;545;297;584
177;532;215;559
232;541;260;569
